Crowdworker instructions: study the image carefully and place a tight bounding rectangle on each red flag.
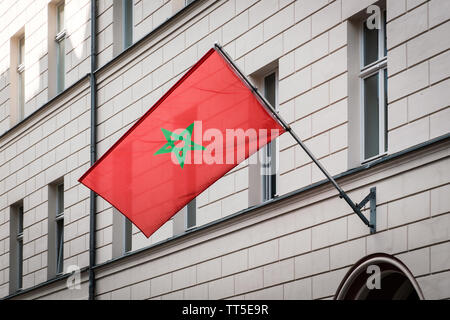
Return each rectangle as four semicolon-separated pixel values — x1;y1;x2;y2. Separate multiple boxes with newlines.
79;47;285;237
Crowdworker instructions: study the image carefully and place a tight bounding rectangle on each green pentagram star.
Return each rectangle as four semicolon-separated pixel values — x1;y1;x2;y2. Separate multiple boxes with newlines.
154;123;205;168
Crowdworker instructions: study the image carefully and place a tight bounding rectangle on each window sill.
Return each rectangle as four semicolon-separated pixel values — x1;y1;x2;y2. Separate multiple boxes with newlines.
361;152;388;165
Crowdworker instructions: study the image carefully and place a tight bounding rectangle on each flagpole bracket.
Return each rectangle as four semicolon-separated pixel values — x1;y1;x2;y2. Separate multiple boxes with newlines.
354;187;377;234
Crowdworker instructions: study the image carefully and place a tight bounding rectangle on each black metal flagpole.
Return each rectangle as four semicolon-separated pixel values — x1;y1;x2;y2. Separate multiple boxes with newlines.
214;43;377;234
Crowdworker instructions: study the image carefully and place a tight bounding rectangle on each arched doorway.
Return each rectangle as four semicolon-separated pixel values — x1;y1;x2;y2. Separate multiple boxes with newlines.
335;254;424;300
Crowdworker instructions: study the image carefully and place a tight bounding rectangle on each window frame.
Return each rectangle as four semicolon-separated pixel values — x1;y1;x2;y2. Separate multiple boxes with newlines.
123;216;132;253
359;10;388;163
55;2;66;94
260;69;279;202
17;36;25;122
55;182;64;274
122;0;133;50
185;199;196;230
16;205;24;290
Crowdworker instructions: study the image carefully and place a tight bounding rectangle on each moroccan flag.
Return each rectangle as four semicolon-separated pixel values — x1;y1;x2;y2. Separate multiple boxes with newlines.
79;47;285;237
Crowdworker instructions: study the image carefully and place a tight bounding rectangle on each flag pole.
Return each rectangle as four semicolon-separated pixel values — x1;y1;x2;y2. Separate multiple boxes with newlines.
214;43;376;234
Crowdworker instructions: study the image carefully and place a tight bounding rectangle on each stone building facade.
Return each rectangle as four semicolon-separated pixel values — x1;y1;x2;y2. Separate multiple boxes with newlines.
0;0;449;299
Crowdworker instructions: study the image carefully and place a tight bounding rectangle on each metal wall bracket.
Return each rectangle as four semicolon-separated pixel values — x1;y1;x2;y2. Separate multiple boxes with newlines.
354;187;377;234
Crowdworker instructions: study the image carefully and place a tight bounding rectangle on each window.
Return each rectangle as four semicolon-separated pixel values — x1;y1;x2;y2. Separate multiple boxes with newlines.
55;183;64;274
186;199;196;229
123;0;133;49
261;71;278;201
360;11;387;161
48;181;64;277
9;202;23;293
248;66;279;206
55;2;65;94
171;199;196;236
17;205;23;289
124;217;132;253
112;209;132;257
113;0;133;56
17;36;25;121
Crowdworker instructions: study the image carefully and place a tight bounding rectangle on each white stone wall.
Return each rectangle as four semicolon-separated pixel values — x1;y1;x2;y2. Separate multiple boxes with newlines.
90;146;450;300
65;0;92;88
0;0;92;296
0;0;91;135
0;83;91;296
387;0;450;153
0;0;449;299
96;0;186;68
96;0;114;68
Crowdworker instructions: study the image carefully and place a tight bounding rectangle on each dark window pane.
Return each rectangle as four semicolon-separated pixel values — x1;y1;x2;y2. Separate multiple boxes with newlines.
19;72;24;120
56;219;64;273
363;21;379;66
264;73;276;108
18;239;23;288
18;206;23;234
57;4;64;33
383;11;387;58
262;138;274;201
57;183;64;215
57;39;65;93
124;217;132;252
364;73;380;159
123;0;133;49
262;73;276;201
19;37;25;65
17;204;24;289
186;199;196;229
384;69;388;152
